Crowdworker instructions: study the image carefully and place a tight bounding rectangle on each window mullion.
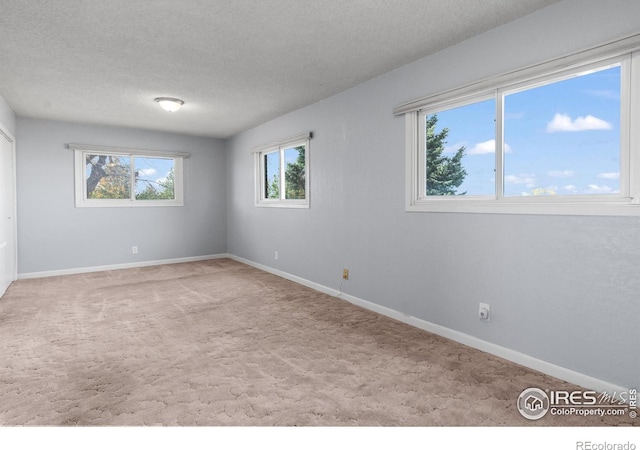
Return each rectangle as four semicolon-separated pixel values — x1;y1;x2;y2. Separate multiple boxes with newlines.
130;155;136;201
262;153;270;201
495;90;504;200
416;111;426;201
279;148;286;200
81;151;89;200
256;153;263;202
626;52;639;203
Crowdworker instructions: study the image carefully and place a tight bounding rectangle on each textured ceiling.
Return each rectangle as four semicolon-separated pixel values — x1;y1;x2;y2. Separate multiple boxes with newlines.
0;0;559;138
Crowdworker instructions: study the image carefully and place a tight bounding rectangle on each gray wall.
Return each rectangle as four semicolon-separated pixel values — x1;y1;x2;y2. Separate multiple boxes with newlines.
227;0;640;389
0;95;16;136
16;118;227;274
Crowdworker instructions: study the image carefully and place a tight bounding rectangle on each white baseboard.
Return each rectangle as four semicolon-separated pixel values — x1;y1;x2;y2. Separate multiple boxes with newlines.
17;253;230;280
229;254;340;297
228;254;631;399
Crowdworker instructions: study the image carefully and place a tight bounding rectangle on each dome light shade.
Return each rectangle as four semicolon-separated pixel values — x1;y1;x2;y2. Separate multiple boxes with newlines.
155;97;184;112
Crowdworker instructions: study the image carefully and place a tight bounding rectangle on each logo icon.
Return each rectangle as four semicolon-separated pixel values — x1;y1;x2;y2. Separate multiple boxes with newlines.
517;387;550;420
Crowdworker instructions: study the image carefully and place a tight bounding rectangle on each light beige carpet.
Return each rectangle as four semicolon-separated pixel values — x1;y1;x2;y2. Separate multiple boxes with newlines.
0;258;632;426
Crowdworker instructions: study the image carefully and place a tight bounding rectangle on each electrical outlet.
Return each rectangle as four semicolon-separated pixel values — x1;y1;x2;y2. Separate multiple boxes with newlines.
275;251;278;260
479;303;490;321
132;246;138;254
342;268;349;280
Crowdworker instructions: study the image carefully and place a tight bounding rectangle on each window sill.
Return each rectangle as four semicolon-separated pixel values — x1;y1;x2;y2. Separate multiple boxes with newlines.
256;200;309;209
76;199;184;208
407;197;640;216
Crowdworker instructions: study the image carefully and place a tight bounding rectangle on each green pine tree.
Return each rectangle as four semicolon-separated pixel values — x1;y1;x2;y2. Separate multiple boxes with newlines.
426;115;467;195
267;174;280;199
284;146;305;199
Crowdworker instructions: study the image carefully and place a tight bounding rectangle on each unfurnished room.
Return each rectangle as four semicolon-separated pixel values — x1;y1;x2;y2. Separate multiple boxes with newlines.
0;0;639;447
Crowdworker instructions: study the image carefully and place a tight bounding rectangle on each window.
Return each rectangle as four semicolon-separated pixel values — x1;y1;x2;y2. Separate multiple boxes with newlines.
420;96;496;197
503;64;621;198
397;34;640;215
72;144;188;207
253;133;310;208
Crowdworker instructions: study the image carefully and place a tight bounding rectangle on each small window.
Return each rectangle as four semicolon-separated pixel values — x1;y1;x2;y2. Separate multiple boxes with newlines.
254;133;310;208
72;144;188;207
420;97;496;197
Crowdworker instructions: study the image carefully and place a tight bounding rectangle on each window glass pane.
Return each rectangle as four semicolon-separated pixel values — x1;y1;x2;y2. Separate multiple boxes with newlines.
503;65;621;196
426;98;496;196
264;152;280;199
134;157;176;200
284;145;305;199
85;154;131;199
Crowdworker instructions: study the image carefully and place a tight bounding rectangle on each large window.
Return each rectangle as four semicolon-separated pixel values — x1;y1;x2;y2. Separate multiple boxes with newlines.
503;64;621;198
398;35;640;215
72;144;188;207
254;133;310;208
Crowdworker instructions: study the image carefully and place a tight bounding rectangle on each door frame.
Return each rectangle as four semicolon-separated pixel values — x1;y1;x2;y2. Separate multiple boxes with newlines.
0;122;17;296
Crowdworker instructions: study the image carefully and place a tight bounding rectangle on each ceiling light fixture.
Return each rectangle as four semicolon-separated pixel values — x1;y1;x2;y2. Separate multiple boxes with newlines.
155;97;184;112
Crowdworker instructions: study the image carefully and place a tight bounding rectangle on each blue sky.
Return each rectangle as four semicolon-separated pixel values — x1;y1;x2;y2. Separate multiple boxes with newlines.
434;64;621;196
134;157;174;193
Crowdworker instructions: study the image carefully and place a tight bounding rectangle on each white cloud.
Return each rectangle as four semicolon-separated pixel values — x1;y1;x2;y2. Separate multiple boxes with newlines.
546;113;612;132
597;172;619;180
586;184;614;194
563;185;578;193
468;139;512;155
586;89;619;101
469;140;495;155
527;186;558;196
138;168;157;177
505;173;536;187
443;141;467;154
548;170;576;178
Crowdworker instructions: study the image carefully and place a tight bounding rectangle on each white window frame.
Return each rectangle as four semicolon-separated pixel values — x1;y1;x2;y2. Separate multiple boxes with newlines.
253;132;311;208
71;144;188;208
397;33;640;216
